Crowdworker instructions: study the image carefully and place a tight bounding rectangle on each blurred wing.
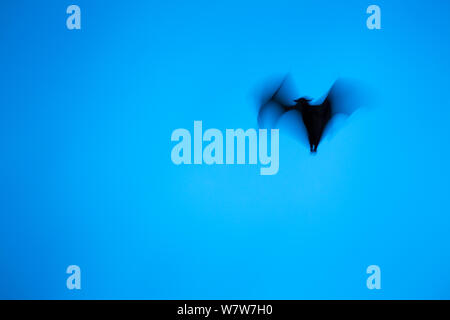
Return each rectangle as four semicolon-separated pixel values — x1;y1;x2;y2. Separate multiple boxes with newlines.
324;78;367;116
321;78;367;140
256;74;309;148
257;75;296;128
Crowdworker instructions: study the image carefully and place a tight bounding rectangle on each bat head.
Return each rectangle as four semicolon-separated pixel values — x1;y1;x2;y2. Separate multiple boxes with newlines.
294;97;312;107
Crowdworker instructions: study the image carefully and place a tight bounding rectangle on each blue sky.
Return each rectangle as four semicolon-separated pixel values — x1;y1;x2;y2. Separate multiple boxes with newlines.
1;0;450;299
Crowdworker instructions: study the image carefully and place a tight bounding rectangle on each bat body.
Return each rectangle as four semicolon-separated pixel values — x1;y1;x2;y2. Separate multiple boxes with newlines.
257;76;361;153
296;98;332;152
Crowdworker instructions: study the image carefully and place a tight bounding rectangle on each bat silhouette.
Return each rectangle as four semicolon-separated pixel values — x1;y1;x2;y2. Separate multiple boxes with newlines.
257;75;363;153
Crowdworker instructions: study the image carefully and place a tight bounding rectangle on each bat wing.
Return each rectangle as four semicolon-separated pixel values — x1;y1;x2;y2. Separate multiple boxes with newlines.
256;75;309;148
257;75;296;128
323;79;366;116
320;78;367;140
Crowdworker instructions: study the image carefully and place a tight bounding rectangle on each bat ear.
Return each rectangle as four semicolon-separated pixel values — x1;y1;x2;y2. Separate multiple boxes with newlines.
294;97;313;103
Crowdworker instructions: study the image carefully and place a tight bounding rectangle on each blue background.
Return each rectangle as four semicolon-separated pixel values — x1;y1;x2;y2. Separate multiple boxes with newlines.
1;0;450;299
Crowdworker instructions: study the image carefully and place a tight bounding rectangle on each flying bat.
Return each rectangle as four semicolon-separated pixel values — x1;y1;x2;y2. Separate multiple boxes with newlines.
257;75;363;153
